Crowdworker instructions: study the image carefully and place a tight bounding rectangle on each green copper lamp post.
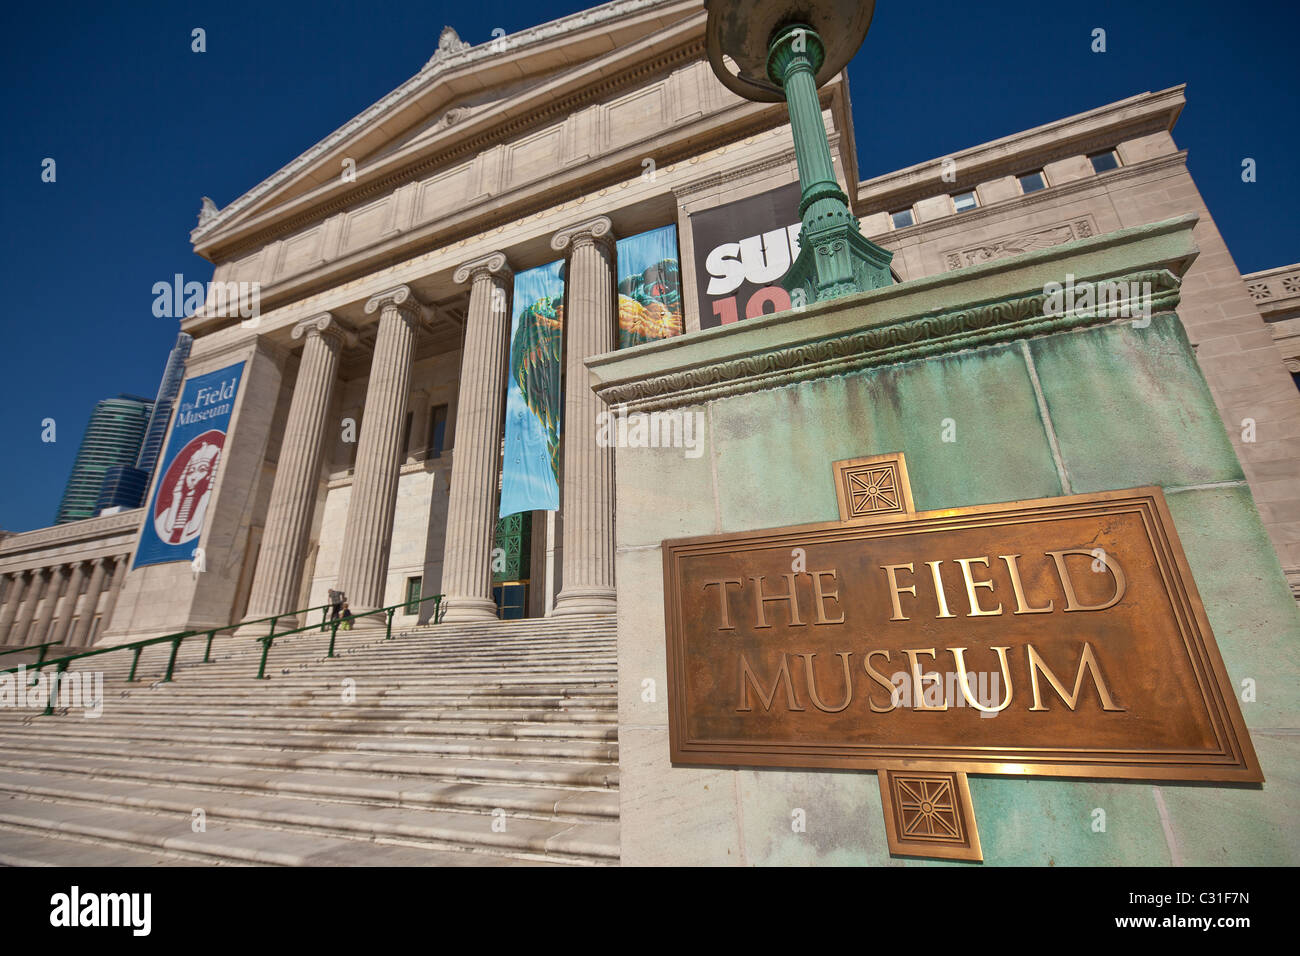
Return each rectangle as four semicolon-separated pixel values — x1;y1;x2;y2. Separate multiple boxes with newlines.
704;0;892;303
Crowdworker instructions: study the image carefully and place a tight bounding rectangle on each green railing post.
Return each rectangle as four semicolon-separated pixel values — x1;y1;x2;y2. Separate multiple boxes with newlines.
385;607;395;639
321;607;328;633
162;637;182;682
44;660;69;716
327;620;339;658
0;602;338;693
256;637;272;680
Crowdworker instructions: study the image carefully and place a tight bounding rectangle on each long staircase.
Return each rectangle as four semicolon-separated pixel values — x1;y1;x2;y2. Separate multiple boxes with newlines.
0;615;619;866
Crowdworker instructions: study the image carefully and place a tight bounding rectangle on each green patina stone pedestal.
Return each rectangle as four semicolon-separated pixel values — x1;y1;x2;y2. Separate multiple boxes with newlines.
587;215;1300;866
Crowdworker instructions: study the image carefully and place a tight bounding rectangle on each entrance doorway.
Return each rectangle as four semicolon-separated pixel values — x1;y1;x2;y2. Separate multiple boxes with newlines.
493;512;532;619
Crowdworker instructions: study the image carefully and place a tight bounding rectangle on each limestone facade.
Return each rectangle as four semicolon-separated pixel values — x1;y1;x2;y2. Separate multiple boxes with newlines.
1;0;1295;646
854;86;1300;594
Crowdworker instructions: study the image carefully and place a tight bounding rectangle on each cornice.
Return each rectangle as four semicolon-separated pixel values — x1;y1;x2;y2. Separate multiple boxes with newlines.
189;330;275;370
672;146;799;200
594;269;1182;412
874;152;1189;244
855;89;1185;213
0;510;142;563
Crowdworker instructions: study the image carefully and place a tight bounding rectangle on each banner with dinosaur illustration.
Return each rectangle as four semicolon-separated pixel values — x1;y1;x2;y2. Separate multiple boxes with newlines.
499;261;564;519
616;224;684;348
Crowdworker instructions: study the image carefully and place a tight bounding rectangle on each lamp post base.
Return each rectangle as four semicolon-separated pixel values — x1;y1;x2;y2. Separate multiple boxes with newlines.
785;220;893;304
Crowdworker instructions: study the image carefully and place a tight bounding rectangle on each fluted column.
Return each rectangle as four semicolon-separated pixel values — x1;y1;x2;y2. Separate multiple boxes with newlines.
95;555;130;643
13;568;49;645
242;314;353;631
52;562;87;645
551;217;617;615
32;566;67;645
69;557;107;647
440;252;513;623
337;286;422;618
0;571;28;642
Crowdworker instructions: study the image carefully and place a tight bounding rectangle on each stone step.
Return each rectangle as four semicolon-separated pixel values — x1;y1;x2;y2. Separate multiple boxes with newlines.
39;636;618;682
0;739;619;787
20;715;616;743
151;668;620;685
0;754;619;821
56;713;618;739
0;771;619;863
0;824;222;866
100;680;617;698
0;799;575;866
42;701;615;719
0;726;618;762
0;613;622;865
95;688;618;705
87;688;618;707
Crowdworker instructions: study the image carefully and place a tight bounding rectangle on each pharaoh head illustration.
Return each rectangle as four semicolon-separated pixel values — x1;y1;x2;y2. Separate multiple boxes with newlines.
154;431;224;546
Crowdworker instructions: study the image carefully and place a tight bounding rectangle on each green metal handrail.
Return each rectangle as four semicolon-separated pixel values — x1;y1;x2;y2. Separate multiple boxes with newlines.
0;641;62;668
7;592;444;715
253;592;444;680
0;600;336;708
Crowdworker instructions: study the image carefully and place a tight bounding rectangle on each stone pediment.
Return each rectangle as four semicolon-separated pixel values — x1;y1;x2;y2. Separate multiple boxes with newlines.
190;0;705;262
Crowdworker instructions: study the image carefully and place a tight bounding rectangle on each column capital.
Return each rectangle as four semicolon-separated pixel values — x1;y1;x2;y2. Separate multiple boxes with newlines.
453;252;513;286
363;285;424;321
551;216;615;256
292;312;357;349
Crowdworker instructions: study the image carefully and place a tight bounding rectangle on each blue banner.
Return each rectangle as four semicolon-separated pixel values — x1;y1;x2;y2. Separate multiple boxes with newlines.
134;362;245;567
616;224;684;348
499;262;564;519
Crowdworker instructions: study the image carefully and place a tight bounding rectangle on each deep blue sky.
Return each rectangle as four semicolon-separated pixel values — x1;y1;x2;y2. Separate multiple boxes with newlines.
1;0;1296;532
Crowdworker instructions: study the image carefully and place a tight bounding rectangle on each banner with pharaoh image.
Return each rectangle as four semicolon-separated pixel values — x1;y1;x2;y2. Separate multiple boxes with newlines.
616;224;684;348
499;262;564;519
134;362;245;568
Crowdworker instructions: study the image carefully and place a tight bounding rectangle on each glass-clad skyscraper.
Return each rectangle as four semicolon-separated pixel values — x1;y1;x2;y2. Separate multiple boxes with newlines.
56;395;153;523
93;332;193;514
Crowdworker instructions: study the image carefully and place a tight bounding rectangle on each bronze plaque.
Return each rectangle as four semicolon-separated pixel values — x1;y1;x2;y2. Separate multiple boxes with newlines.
662;460;1261;783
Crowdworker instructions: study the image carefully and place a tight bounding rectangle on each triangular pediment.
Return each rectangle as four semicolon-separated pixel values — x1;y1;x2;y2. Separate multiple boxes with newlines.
364;69;570;165
191;0;704;260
